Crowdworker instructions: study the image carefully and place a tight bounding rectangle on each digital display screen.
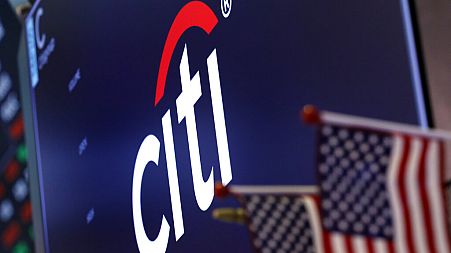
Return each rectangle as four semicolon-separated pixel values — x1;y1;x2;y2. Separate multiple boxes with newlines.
23;0;426;252
0;1;34;252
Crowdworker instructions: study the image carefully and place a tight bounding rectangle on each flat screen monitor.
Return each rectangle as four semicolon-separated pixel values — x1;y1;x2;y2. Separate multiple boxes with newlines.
20;0;430;252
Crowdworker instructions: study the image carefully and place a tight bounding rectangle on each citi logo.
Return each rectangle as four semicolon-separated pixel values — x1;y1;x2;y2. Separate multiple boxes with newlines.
132;2;233;252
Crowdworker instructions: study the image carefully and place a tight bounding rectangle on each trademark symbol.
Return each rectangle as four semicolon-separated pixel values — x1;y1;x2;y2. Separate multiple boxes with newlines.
221;0;232;18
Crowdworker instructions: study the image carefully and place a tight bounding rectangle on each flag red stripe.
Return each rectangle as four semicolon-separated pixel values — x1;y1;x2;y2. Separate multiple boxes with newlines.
366;238;375;253
312;196;333;253
397;136;416;253
388;241;395;253
345;236;354;253
323;231;333;253
439;142;451;252
418;140;437;253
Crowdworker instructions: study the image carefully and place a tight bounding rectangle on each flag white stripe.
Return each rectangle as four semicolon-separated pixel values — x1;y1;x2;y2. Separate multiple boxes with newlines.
387;136;408;253
331;234;346;253
303;196;324;253
352;237;368;253
321;111;451;141
426;141;450;253
406;138;429;253
374;238;388;253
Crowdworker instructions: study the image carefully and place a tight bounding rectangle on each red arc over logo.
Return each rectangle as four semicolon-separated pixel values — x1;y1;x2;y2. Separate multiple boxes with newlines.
154;1;218;106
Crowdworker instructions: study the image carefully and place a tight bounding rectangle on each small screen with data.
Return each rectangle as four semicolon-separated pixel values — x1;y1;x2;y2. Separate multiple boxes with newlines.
0;1;34;252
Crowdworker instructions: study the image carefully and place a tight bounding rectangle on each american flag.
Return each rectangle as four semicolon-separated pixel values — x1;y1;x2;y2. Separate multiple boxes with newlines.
239;193;322;253
316;120;451;253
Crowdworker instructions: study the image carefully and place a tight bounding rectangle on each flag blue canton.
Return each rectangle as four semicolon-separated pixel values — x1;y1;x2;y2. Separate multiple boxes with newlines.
318;125;394;239
242;195;315;253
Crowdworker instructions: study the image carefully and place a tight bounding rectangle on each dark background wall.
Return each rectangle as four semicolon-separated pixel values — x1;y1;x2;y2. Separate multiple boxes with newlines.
414;0;451;179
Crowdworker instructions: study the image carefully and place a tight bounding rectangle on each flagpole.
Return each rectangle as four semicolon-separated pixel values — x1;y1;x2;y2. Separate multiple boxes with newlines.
302;105;451;141
229;185;319;195
215;183;318;197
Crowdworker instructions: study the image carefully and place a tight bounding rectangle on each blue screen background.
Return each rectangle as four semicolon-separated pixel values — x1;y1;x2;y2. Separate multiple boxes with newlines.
26;0;421;252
